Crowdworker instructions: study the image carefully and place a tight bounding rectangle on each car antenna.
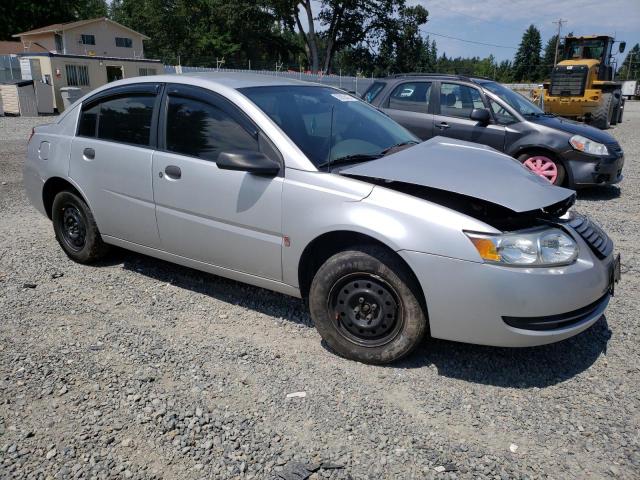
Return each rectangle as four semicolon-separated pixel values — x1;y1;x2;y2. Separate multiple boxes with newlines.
327;105;335;172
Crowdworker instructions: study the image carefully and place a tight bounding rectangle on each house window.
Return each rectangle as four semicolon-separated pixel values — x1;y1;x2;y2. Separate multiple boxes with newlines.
80;34;95;45
115;37;133;48
65;64;90;87
138;67;157;76
55;33;63;52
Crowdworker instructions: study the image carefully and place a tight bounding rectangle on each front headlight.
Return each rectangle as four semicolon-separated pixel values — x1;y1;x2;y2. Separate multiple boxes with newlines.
569;134;608;156
465;228;578;266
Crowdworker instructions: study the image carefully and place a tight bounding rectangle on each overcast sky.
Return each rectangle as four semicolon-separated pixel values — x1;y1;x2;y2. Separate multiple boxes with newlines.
414;0;640;63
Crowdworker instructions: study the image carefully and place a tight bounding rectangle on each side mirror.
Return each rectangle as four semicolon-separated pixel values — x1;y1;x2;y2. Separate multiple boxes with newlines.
216;150;280;176
619;41;626;53
470;108;491;124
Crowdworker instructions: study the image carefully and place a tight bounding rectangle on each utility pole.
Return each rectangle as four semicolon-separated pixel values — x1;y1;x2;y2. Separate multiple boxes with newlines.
553;19;568;66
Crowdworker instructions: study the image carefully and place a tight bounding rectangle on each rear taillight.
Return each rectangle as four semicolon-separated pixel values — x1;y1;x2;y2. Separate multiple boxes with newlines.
28;128;35;143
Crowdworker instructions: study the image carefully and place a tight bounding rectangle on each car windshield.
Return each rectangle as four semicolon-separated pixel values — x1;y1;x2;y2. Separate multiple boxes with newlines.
239;85;417;169
478;81;543;117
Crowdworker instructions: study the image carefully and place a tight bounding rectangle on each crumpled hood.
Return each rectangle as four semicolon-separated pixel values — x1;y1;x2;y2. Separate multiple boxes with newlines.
341;137;575;213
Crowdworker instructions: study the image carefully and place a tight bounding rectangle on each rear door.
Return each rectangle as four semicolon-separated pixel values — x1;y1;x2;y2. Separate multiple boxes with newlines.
382;81;434;140
69;83;161;248
151;84;283;280
434;82;506;151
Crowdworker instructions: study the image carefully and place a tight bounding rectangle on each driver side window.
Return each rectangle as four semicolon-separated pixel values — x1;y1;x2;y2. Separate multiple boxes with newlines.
440;83;485;118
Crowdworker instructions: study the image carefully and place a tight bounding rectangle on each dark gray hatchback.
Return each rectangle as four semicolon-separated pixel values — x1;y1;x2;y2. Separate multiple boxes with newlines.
364;74;624;187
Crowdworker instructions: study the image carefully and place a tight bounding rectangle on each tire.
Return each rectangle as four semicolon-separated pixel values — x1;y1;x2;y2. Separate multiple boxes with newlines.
610;90;621;126
308;245;427;364
52;191;109;263
518;151;566;186
618;98;625;123
591;92;613;129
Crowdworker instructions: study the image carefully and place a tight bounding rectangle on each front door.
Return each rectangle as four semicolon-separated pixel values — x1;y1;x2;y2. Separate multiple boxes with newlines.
152;84;283;280
383;81;435;140
69;85;161;248
106;65;123;82
434;82;506;151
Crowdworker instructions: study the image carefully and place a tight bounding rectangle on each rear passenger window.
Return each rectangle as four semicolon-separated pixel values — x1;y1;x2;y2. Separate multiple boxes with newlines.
440;83;485;118
77;94;155;147
388;82;432;113
98;96;155;146
165;96;258;161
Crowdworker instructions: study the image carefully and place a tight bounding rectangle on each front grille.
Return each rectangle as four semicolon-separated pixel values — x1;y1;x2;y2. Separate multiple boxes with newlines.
503;294;609;331
606;141;623;155
566;213;613;259
549;65;588;96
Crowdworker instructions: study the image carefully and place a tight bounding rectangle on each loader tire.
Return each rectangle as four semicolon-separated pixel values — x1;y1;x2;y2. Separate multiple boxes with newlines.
591;92;613;130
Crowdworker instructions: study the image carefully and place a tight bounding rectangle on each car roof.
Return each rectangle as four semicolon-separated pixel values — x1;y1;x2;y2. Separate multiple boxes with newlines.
379;74;495;85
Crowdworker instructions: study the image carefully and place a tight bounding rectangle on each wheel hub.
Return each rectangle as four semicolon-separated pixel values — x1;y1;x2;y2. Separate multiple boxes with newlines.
331;274;400;345
61;205;86;250
523;156;558;184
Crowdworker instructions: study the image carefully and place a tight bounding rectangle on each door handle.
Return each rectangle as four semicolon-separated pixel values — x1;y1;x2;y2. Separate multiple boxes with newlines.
436;122;450;130
164;165;181;179
83;147;95;159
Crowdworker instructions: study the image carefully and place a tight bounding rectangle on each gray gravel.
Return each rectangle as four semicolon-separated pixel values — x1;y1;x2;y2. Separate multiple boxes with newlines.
1;106;639;479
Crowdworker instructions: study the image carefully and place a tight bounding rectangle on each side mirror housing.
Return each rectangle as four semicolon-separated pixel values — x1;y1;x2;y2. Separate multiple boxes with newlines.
619;41;626;53
470;108;491;124
216;150;280;176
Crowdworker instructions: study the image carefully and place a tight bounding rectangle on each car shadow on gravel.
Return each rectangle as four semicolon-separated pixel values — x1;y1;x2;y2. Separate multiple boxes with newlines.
103;248;313;327
396;316;612;388
576;185;621;201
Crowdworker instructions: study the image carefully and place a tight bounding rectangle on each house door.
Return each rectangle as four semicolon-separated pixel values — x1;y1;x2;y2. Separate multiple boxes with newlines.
106;65;124;82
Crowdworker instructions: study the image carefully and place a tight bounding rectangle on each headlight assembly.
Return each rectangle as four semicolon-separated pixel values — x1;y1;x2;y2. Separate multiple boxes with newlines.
465;228;578;266
569;134;608;156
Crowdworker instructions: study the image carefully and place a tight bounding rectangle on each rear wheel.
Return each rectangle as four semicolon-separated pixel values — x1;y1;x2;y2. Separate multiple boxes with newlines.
52;191;109;263
309;246;427;364
610;90;622;126
518;151;566;186
591;92;613;129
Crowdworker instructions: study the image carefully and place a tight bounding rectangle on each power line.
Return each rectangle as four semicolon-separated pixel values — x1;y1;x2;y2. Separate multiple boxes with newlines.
423;31;517;49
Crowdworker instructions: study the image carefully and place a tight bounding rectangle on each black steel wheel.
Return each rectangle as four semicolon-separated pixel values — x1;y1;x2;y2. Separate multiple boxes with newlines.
309;245;428;364
58;203;87;252
328;273;403;347
52;191;109;263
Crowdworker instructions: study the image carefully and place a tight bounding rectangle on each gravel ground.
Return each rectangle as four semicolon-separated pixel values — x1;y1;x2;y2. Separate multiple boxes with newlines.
1;107;639;480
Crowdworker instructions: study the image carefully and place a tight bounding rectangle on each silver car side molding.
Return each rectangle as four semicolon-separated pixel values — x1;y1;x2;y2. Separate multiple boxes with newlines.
102;235;302;298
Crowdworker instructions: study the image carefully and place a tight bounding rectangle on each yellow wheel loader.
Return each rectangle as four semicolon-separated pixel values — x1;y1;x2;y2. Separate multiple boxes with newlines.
535;35;626;129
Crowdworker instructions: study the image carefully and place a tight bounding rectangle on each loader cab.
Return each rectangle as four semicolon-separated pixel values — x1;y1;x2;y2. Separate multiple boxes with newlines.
561;36;615;80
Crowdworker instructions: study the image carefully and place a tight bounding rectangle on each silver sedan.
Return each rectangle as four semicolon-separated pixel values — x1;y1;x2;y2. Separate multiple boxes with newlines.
23;73;620;364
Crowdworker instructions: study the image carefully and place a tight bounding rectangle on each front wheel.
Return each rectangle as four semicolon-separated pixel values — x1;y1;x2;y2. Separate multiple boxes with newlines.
309;246;427;364
52;191;109;263
518;152;566;186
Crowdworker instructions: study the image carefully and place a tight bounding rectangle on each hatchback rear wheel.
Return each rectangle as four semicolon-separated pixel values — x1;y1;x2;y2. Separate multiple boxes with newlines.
52;191;109;263
309;245;427;364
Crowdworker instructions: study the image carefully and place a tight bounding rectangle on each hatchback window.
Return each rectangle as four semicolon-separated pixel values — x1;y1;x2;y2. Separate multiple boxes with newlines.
97;95;155;146
165;96;258;161
362;82;386;103
388;82;432;114
440;83;484;118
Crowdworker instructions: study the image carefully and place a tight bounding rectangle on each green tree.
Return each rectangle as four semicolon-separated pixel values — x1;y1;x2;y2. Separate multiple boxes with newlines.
273;0;421;73
618;43;640;80
0;0;108;40
513;24;542;82
540;34;558;79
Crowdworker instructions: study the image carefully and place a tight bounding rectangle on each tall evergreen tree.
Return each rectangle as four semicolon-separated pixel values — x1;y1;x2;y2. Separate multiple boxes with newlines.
513;24;542;82
540;34;559;79
619;43;640;80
